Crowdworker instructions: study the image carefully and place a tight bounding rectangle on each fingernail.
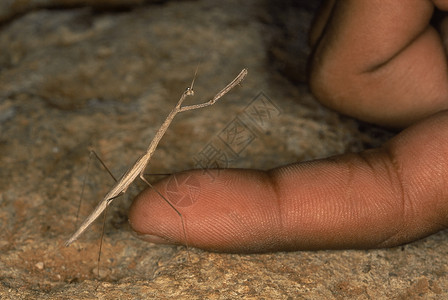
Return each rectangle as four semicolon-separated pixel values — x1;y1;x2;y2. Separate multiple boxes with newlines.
135;233;176;245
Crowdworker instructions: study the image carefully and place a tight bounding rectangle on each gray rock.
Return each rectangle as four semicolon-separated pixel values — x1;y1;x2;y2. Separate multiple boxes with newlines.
0;0;161;23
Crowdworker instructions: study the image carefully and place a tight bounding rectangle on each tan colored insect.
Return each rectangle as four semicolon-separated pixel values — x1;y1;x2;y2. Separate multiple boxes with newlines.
65;68;248;248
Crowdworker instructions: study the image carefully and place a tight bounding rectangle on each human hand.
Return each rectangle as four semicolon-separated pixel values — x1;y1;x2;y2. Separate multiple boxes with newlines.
309;0;448;128
128;0;448;252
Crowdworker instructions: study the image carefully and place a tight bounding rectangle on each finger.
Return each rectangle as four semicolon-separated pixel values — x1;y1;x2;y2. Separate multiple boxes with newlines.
433;0;448;11
309;0;336;47
309;0;448;127
129;110;448;253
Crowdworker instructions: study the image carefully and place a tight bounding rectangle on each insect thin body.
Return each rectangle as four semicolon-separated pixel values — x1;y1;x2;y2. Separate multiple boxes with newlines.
65;68;248;247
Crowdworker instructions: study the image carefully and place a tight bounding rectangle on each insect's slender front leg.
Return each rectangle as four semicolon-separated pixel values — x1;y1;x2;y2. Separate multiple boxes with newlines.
179;69;248;112
138;172;190;256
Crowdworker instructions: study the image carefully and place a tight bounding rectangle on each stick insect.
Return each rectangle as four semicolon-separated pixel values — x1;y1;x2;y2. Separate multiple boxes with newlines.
65;68;248;247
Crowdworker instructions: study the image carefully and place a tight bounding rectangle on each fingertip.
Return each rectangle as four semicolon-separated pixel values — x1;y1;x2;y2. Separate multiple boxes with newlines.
129;169;283;252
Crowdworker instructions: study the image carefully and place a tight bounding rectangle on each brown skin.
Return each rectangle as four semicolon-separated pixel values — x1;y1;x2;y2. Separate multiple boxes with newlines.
310;0;448;127
129;0;448;253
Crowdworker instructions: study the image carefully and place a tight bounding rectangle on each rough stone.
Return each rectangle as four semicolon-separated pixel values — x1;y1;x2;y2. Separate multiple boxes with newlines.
0;0;166;23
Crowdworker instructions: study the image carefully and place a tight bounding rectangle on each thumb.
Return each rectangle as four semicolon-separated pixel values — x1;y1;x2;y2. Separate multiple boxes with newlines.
128;110;448;253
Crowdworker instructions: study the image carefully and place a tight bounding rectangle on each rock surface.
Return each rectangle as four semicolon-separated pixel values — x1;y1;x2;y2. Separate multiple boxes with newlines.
1;0;447;298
